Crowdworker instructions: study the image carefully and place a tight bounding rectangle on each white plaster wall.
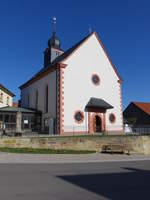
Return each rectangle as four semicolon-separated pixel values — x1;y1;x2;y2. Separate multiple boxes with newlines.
0;89;13;108
63;33;123;132
21;70;57;129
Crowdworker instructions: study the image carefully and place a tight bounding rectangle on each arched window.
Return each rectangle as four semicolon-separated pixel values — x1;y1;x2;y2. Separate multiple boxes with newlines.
27;94;30;108
35;90;38;110
45;85;48;113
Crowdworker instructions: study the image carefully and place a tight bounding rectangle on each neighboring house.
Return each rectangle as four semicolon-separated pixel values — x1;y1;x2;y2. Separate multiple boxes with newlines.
124;102;150;125
20;22;123;135
0;84;15;108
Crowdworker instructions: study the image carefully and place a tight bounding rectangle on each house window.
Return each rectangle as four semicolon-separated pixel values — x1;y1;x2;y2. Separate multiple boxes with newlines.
45;85;48;113
0;93;3;103
91;74;100;85
109;113;116;124
6;96;9;106
35;90;38;110
74;111;84;124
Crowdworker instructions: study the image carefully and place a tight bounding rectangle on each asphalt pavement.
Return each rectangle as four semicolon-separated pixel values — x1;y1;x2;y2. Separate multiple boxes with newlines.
0;160;150;200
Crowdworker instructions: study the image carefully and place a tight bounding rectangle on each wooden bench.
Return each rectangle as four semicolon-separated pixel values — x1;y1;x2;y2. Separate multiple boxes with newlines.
101;143;131;155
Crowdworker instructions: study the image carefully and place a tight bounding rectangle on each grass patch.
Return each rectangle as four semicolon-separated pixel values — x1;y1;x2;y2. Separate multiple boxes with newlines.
0;147;96;154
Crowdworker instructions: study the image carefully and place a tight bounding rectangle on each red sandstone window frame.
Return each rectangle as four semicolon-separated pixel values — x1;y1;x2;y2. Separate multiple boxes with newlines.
74;110;84;124
109;113;116;124
91;74;100;86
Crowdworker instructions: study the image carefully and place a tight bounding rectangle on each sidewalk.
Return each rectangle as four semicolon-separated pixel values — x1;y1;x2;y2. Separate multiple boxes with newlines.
0;152;150;163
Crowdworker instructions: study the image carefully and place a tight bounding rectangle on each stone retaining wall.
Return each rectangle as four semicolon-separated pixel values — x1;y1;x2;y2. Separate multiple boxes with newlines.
0;135;150;154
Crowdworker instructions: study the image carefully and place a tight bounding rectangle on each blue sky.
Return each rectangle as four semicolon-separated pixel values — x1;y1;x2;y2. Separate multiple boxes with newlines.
0;0;149;109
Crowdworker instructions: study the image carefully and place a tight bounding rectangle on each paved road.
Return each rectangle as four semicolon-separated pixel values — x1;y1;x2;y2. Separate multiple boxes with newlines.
0;152;150;163
0;160;150;200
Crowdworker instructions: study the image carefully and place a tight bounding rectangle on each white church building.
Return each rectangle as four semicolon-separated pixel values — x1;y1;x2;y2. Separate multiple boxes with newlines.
20;20;123;135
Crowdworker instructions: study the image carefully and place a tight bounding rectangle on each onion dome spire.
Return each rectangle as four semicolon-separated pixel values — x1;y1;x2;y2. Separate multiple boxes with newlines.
48;17;60;49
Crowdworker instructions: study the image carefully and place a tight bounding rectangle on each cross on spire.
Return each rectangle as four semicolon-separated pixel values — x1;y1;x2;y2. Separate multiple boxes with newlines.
89;26;92;34
53;17;56;35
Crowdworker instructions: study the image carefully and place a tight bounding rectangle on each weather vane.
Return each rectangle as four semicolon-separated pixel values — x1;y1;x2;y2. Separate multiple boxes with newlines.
89;26;92;34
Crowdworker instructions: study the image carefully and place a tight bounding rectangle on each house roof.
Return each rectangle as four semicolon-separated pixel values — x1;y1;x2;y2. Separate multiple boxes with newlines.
0;84;15;97
20;31;122;90
85;97;113;110
13;102;18;108
133;102;150;116
0;106;40;113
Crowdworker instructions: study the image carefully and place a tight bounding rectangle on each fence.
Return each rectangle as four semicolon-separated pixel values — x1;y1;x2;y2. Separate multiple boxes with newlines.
63;125;124;135
124;125;150;135
0;122;39;136
62;125;150;136
0;122;16;136
63;125;87;134
1;123;150;137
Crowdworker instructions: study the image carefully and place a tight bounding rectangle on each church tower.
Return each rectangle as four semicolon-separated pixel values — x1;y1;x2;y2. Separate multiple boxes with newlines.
44;17;64;68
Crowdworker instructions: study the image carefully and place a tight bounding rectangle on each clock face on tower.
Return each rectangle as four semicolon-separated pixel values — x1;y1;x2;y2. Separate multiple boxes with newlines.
55;39;60;46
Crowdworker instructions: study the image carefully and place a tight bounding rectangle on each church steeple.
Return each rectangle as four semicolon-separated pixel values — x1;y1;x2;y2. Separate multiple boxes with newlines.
44;17;63;68
48;17;61;49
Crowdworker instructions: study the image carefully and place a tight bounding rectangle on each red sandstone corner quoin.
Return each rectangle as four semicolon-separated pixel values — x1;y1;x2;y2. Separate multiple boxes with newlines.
59;64;66;134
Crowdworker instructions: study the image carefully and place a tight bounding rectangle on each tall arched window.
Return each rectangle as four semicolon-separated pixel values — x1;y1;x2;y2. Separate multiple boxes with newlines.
35;90;38;110
27;94;30;108
45;85;48;113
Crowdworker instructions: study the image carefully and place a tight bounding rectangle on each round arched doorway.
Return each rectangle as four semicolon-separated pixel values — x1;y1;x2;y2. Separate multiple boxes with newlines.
93;115;102;133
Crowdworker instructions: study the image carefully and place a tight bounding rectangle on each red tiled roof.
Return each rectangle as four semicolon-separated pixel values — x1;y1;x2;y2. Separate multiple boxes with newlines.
13;102;18;108
133;102;150;116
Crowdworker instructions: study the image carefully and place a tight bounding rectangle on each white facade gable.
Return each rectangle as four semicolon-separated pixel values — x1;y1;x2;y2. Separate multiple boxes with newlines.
61;33;123;132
